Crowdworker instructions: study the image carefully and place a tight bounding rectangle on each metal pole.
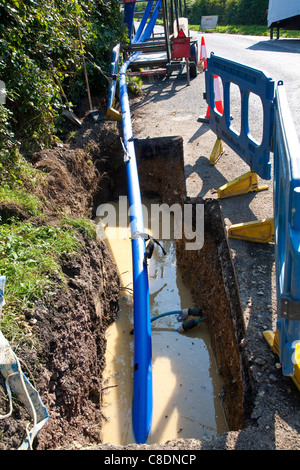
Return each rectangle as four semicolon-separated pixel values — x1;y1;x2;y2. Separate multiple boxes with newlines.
170;0;174;35
77;22;93;111
162;0;171;62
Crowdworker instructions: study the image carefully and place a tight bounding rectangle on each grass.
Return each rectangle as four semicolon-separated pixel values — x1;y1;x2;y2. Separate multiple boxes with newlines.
127;74;144;94
0;138;99;346
0;219;88;344
153;18;300;38
60;215;97;240
0;184;42;217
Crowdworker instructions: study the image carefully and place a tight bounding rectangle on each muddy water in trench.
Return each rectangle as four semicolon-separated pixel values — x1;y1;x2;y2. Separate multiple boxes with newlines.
97;198;228;445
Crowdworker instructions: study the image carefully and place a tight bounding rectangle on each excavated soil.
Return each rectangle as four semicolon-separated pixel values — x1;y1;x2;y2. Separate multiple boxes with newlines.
0;233;120;450
0;99;122;450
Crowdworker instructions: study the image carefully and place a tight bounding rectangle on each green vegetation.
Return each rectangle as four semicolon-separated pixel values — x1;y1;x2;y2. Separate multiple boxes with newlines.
60;215;97;240
0;184;41;216
0;212;97;344
0;1;125;344
189;23;300;38
0;221;80;340
154;0;300;37
0;0;126;159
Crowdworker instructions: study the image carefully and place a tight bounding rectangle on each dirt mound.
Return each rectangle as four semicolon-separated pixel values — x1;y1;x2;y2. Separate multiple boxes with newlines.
0;202;30;223
34;234;120;449
0;108;122;450
34;145;100;217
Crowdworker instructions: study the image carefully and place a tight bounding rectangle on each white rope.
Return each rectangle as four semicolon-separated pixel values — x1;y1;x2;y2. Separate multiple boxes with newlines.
0;370;16;419
0;350;38;450
0;277;42;450
13;351;37;450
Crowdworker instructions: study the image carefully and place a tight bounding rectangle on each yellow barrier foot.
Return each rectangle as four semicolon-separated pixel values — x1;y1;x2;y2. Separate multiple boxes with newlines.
210;138;224;165
218;171;269;199
228;218;274;243
263;329;300;391
293;342;300;390
106;107;122;121
263;329;279;355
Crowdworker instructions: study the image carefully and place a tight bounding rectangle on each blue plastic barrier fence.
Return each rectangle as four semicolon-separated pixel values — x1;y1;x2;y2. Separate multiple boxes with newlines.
273;81;300;377
205;53;275;180
205;55;300;380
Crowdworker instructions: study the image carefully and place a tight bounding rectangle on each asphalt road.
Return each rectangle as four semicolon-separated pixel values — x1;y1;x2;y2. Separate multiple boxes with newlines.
130;30;300;451
192;32;300;138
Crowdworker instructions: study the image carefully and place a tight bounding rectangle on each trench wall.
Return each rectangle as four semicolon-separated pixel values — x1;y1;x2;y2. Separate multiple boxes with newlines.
97;132;253;431
134;136;253;430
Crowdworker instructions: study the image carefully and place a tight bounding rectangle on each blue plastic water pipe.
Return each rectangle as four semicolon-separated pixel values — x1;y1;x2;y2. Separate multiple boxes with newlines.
119;0;162;444
119;64;152;444
136;0;161;43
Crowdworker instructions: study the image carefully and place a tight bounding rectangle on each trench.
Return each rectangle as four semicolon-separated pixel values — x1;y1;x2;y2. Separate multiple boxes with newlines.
96;135;253;444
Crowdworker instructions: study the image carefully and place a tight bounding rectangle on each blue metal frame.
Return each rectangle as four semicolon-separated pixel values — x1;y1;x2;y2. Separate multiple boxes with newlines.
124;2;136;40
205;53;275;180
273;81;300;376
132;1;154;43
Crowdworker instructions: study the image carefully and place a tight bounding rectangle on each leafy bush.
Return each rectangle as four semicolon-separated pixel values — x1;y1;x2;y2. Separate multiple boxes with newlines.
0;0;126;157
188;0;269;27
0;105;20;177
0;1;126;344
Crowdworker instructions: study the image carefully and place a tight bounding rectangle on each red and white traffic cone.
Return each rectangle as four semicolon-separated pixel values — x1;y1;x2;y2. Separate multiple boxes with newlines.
214;75;223;114
198;75;223;123
198;103;210;123
199;36;207;71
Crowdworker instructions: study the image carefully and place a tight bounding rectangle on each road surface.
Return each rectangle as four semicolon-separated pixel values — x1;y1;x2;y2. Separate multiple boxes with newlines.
130;30;300;452
148;25;300;136
193;32;300;138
